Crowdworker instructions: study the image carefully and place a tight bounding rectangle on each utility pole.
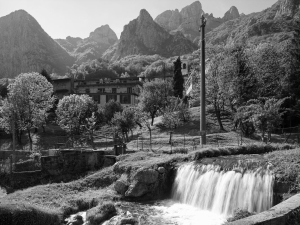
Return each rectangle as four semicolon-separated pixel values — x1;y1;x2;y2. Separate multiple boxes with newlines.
200;14;207;145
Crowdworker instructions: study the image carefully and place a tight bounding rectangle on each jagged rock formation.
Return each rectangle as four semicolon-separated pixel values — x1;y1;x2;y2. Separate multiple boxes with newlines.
56;25;118;64
206;0;299;45
0;10;74;79
102;9;197;61
222;6;240;22
275;0;300;17
154;1;239;43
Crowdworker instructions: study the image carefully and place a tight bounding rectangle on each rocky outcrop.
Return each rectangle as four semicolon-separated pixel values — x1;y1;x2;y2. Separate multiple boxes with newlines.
56;25;118;64
275;0;300;17
222;6;240;22
113;158;173;200
0;10;75;79
103;9;197;61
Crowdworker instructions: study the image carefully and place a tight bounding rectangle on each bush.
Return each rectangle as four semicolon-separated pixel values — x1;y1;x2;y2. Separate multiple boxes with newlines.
0;202;61;225
86;202;116;225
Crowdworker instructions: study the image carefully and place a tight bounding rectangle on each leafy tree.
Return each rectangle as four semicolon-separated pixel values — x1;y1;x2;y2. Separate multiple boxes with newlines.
111;107;136;142
99;100;123;124
235;98;287;142
56;94;95;137
138;80;172;125
173;57;184;98
135;109;154;150
0;73;54;150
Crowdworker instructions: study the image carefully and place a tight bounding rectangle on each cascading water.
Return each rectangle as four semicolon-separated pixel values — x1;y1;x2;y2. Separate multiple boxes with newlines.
172;163;274;217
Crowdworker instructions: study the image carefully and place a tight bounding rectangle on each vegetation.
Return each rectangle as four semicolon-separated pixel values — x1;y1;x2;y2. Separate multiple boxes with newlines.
0;73;54;150
173;57;184;98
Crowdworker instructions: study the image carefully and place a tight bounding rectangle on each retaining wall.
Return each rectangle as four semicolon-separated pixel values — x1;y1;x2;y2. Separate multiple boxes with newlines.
227;194;300;225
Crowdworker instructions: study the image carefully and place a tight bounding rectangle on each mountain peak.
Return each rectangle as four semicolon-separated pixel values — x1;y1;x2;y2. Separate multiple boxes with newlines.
138;9;153;22
223;6;240;22
89;25;118;44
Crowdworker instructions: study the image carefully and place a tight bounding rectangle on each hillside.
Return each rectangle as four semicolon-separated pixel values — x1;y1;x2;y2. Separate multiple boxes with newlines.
102;9;197;62
206;0;300;45
0;10;74;79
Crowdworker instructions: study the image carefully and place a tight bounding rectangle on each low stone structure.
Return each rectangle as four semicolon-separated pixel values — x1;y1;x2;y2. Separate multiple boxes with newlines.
227;194;300;225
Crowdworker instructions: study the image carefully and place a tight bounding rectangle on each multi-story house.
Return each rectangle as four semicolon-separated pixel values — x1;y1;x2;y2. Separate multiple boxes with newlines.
74;77;142;106
52;77;73;99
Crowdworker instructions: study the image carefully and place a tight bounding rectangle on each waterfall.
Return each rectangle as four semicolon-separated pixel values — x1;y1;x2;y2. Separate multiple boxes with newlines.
171;163;274;216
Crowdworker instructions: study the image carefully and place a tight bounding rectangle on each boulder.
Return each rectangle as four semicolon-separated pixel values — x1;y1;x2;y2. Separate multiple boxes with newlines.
114;180;129;195
125;181;149;197
158;167;166;174
132;168;158;183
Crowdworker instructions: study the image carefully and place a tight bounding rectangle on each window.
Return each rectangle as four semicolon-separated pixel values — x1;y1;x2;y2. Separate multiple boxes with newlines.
106;95;117;103
127;87;132;93
120;95;131;104
112;88;117;93
98;88;104;93
183;63;187;69
85;88;90;93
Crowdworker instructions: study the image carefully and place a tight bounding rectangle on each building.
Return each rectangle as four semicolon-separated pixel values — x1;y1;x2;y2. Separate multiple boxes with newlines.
74;77;142;106
52;77;73;99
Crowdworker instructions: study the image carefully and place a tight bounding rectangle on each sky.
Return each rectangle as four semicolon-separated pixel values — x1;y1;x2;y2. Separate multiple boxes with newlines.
0;0;278;39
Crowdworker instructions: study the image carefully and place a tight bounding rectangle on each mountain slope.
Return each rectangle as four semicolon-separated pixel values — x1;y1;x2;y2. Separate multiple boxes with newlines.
206;0;300;45
103;9;197;61
0;10;74;79
56;25;118;64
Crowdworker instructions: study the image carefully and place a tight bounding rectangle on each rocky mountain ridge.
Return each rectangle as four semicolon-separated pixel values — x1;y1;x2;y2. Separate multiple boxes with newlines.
55;24;118;64
0;10;74;79
205;0;300;45
102;9;197;61
154;1;240;43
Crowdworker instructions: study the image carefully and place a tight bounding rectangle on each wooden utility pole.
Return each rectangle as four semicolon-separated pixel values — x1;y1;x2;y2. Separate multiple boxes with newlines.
200;14;207;145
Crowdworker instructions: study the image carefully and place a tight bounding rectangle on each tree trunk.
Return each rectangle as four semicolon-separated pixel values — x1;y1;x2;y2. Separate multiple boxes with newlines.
125;132;129;142
27;128;32;151
214;104;225;131
42;125;46;133
151;114;155;126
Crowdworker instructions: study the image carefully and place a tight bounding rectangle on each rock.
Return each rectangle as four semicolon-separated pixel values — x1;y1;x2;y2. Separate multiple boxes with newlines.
67;215;84;225
133;168;159;184
125;181;149;197
118;217;138;225
114;180;129;195
158;167;166;174
276;0;300;17
222;6;240;22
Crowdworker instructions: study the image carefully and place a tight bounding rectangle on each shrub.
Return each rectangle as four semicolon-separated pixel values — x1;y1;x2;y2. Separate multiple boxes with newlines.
86;202;116;225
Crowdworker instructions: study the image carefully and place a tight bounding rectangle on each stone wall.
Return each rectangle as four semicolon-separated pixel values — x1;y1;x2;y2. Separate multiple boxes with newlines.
41;150;116;175
227;194;300;225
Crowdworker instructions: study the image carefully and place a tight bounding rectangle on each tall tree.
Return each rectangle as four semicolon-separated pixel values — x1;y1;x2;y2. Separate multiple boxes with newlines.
0;73;54;150
173;57;184;98
138;80;172;125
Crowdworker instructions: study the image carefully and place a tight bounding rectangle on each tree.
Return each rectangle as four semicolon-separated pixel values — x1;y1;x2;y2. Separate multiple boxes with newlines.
100;100;123;124
56;94;95;137
138;80;172;125
0;73;54;150
40;68;52;83
135;109;154;151
173;57;184;98
111;107;136;142
235;98;287;142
